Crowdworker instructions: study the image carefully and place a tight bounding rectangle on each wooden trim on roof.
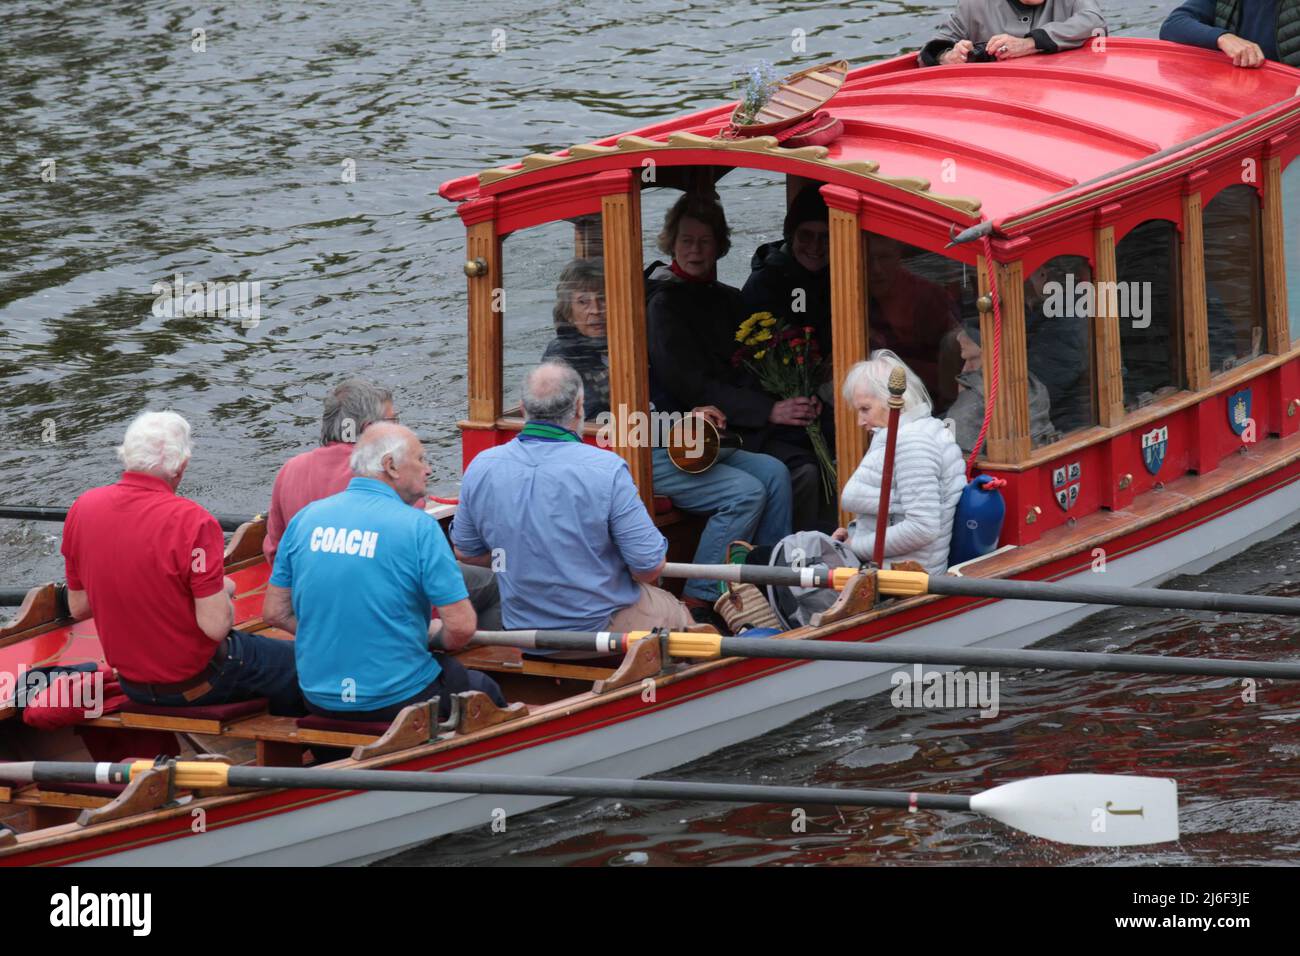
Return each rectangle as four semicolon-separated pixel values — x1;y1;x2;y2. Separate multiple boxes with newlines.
474;132;984;219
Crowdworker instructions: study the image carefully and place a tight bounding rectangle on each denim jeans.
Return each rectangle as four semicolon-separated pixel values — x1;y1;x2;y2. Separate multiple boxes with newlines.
119;629;305;717
652;447;792;601
306;653;506;723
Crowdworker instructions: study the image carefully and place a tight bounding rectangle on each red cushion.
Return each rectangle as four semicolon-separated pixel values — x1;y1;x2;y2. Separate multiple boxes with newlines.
653;496;674;515
120;698;268;721
296;714;389;736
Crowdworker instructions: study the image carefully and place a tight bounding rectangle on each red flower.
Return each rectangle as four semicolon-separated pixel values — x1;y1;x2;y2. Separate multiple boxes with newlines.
795;355;806;365
790;338;804;348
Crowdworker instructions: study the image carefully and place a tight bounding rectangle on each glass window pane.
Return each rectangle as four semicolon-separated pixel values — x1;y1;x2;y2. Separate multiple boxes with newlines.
1024;255;1095;441
1203;185;1265;374
1115;219;1183;409
1282;160;1300;343
501;219;606;420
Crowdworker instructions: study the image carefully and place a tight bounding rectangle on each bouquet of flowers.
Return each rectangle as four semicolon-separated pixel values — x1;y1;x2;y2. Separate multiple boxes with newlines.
733;311;837;501
733;61;782;126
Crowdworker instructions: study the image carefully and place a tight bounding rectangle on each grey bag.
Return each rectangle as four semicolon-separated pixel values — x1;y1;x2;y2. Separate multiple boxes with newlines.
766;530;861;629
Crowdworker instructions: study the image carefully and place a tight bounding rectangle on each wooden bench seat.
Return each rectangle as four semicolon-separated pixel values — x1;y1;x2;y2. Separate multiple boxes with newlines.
226;692;529;766
454;645;616;682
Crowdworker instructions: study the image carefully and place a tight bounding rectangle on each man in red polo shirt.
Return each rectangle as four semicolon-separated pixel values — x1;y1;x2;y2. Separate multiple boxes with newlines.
62;411;303;715
263;378;501;627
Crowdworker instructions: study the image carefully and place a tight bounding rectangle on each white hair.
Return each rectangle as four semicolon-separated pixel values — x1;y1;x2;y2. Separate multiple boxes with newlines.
116;411;193;477
840;349;932;414
349;425;410;477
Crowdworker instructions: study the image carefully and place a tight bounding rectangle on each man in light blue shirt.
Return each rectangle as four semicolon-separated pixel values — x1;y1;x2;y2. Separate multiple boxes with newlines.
453;363;691;633
264;423;504;720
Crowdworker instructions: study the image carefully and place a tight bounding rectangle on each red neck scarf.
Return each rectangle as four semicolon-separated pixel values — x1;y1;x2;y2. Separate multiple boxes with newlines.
670;260;716;284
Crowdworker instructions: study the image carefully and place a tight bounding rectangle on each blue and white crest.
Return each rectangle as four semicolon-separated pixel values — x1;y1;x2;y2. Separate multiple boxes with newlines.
1227;389;1252;436
1141;425;1168;475
1052;461;1082;511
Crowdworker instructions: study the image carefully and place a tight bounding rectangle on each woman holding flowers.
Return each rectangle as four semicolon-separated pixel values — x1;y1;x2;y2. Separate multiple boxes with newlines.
834;351;967;575
644;193;797;617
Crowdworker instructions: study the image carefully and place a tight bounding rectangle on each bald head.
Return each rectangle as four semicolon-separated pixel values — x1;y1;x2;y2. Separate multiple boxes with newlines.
522;362;584;427
350;423;429;504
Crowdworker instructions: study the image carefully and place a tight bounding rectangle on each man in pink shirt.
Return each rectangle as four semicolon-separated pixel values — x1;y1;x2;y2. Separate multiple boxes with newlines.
264;379;501;627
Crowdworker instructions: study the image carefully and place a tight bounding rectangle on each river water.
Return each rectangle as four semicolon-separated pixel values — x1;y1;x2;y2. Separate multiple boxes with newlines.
2;1;1296;865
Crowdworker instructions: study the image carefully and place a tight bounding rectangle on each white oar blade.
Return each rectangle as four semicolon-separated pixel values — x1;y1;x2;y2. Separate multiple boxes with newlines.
969;774;1178;847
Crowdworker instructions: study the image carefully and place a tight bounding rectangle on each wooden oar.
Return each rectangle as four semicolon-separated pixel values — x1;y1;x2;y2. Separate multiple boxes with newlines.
471;629;1300;680
872;366;908;567
0;504;253;533
0;761;1179;847
660;562;1300;617
0;589;33;607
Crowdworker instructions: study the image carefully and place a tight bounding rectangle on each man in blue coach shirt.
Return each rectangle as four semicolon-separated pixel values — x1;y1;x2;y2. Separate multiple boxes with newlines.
263;422;504;721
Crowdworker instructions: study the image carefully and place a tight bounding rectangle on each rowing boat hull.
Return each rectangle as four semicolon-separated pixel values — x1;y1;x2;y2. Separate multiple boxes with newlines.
6;451;1296;866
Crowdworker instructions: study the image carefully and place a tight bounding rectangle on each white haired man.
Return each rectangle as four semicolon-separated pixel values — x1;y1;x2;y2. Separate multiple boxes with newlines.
263;377;502;627
453;363;692;638
61;411;303;714
263;423;505;721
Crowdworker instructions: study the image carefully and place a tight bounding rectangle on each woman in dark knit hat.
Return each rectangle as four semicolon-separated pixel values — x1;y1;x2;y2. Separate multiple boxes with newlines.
741;184;833;362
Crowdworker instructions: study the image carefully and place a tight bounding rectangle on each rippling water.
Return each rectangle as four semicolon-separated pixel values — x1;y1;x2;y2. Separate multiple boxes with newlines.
4;1;1295;865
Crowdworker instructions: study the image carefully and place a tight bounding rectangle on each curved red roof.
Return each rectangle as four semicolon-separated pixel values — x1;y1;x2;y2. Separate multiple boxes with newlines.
439;38;1300;231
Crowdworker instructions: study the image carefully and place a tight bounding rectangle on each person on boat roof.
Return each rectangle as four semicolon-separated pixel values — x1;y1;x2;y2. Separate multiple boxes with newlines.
61;411;304;716
263;423;505;722
263;377;501;627
541;257;611;420
919;0;1107;67
1161;0;1299;68
834;353;967;576
452;363;693;636
645;193;795;614
945;319;1056;455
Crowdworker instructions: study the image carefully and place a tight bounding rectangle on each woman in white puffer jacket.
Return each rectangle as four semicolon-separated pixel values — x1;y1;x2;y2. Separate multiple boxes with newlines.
834;351;967;575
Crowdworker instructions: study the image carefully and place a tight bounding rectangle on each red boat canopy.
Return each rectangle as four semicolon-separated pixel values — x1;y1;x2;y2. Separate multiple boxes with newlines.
439;38;1300;233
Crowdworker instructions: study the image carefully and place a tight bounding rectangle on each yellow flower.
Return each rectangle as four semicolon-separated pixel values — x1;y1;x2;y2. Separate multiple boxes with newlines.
754;349;767;360
753;329;773;343
760;316;777;328
782;356;791;365
735;328;748;342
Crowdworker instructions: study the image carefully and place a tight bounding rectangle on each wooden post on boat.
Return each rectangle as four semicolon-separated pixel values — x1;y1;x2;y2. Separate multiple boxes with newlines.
976;255;1031;462
872;366;907;568
1262;154;1291;355
601;173;654;509
826;185;868;526
464;206;504;426
1092;224;1126;426
1180;188;1210;390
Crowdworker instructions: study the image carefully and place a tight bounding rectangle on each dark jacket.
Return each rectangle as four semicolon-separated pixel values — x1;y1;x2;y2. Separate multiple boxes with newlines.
645;261;774;429
740;240;833;361
1161;0;1300;65
542;325;611;419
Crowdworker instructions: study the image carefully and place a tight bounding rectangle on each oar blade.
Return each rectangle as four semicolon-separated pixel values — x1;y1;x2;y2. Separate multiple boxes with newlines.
969;774;1178;847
